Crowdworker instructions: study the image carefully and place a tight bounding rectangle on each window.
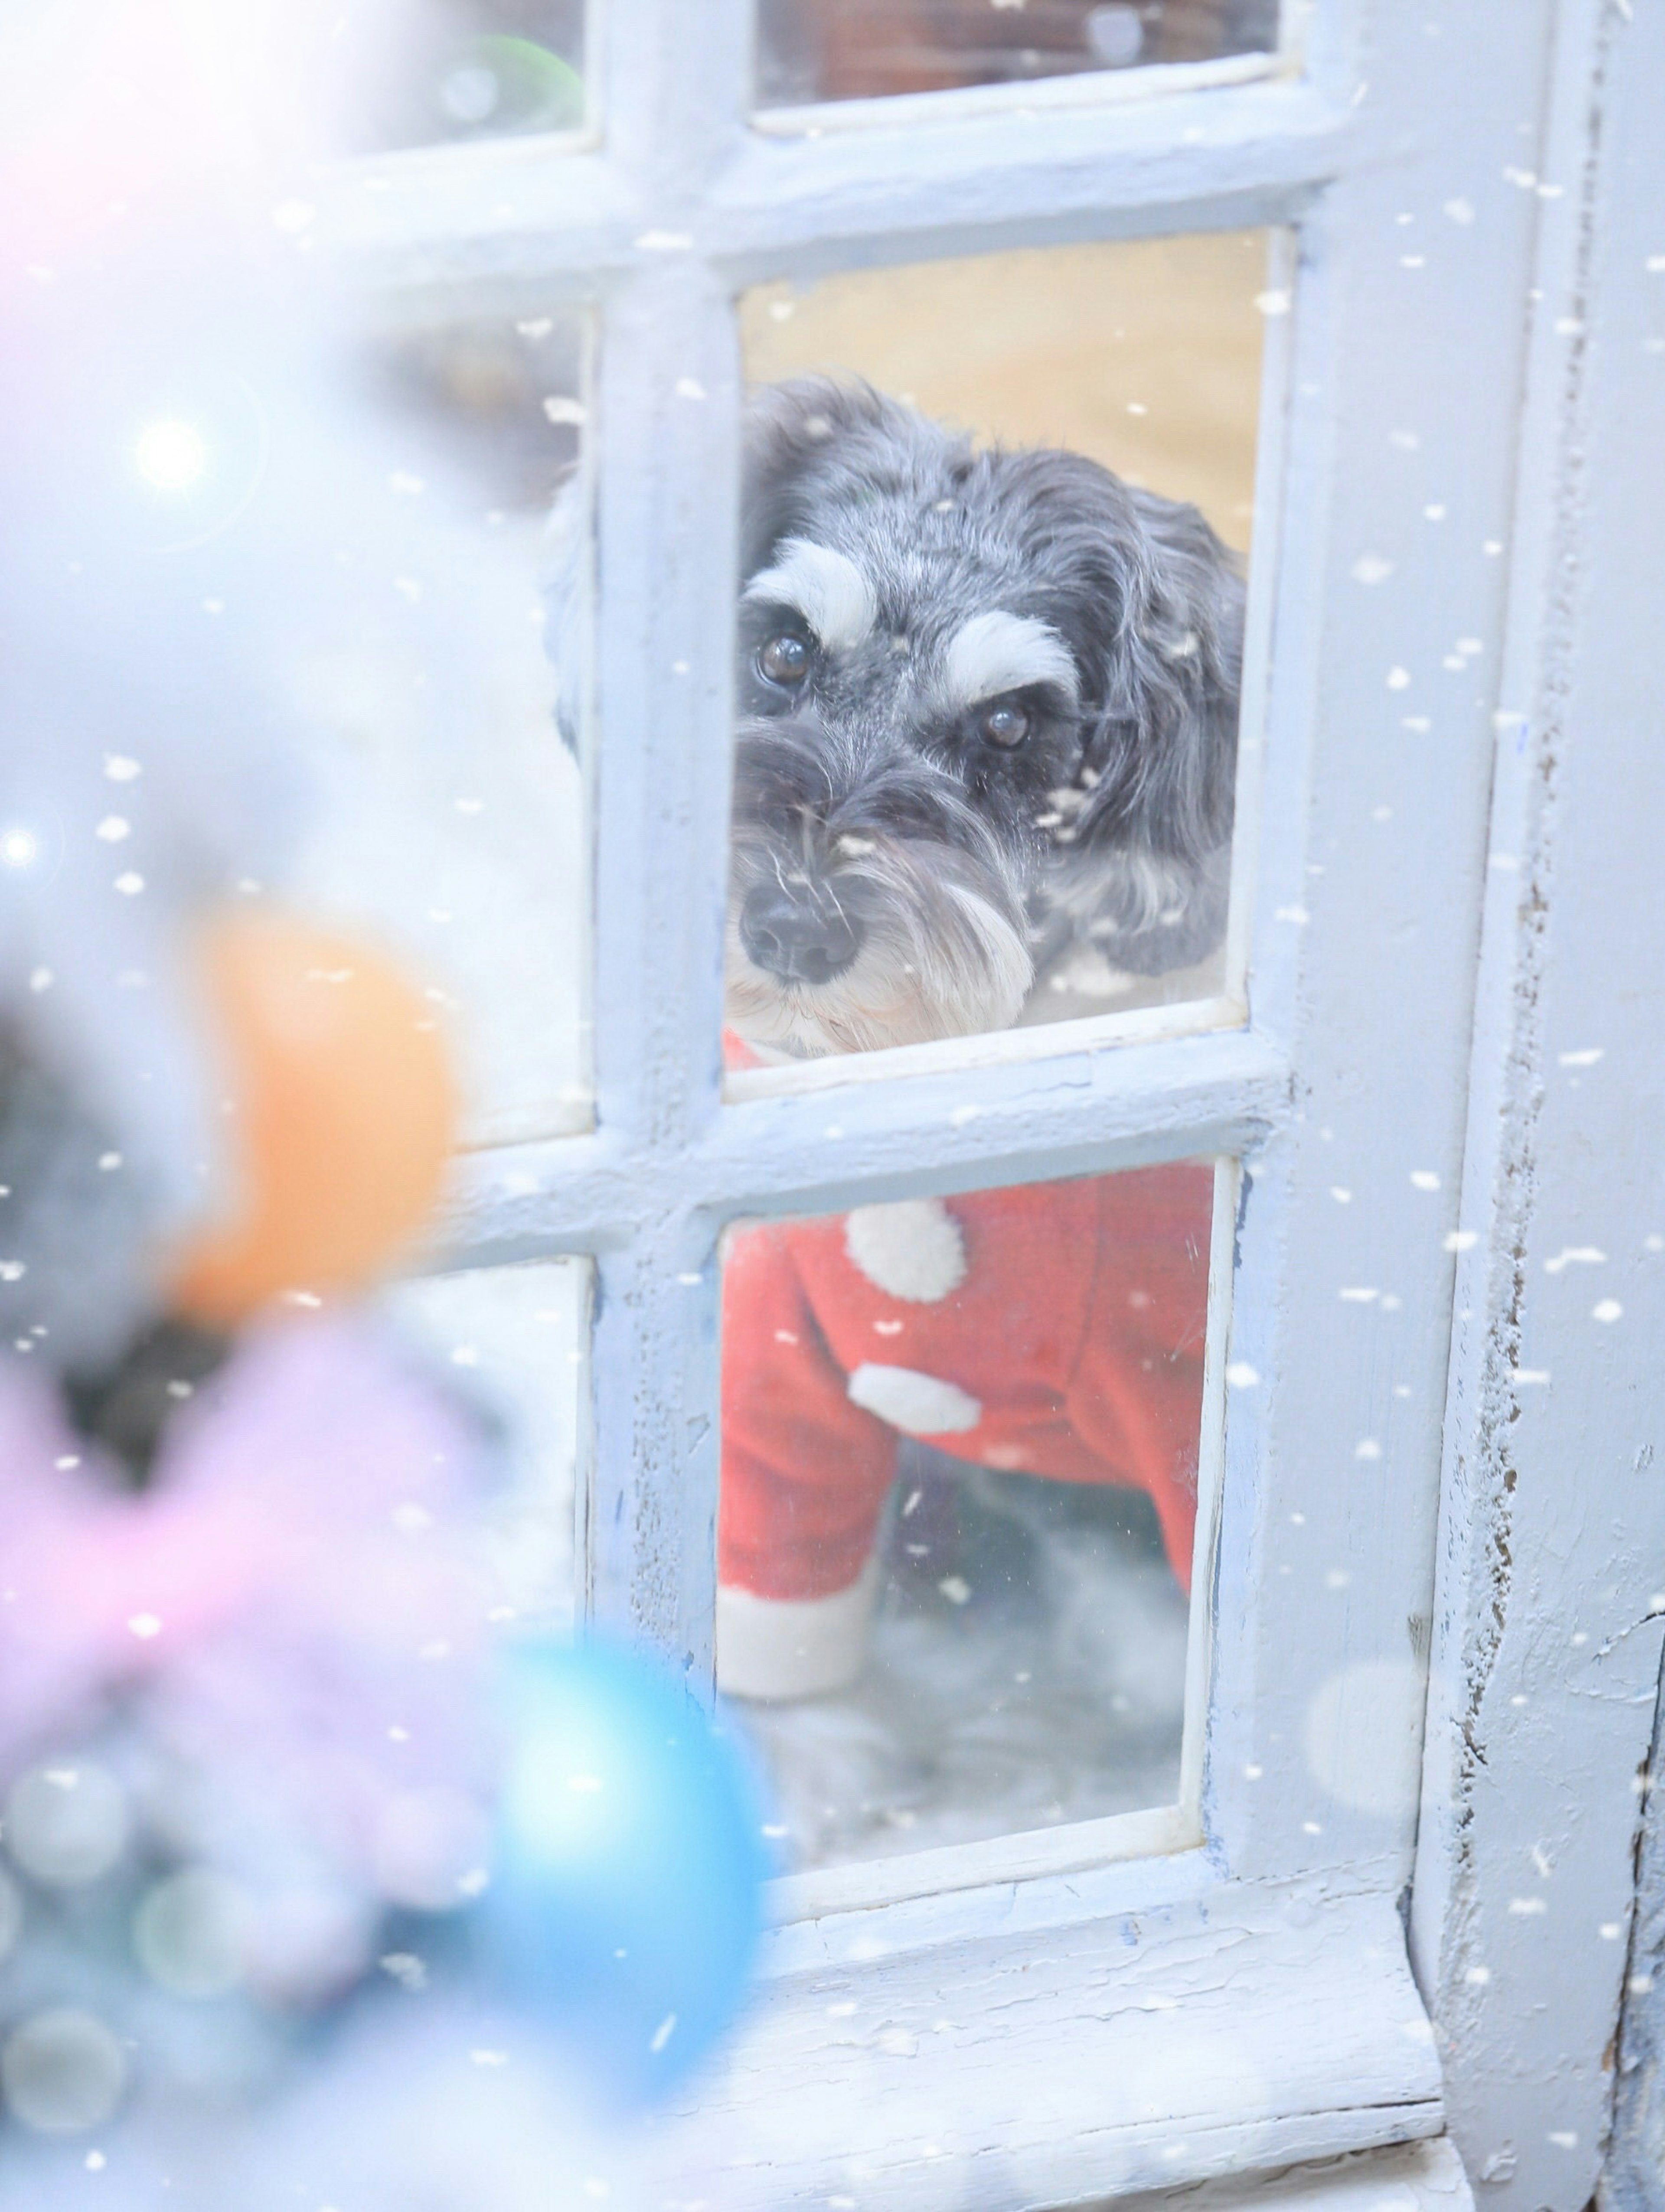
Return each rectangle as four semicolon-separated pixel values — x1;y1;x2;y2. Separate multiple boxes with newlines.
316;1;1654;2204
718;1158;1226;1876
756;0;1280;112
292;301;592;1145
725;231;1265;1066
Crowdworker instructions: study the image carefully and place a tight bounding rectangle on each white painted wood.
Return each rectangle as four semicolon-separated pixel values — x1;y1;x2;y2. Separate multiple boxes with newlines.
1182;1160;1240;1819
764;1807;1200;1925
1192;0;1557;1892
1114;2136;1473;2212
1604;1671;1665;2212
1409;3;1665;2206
651;1878;1441;2211
441;1024;1285;1263
722;990;1245;1097
708;75;1343;283
1219;219;1296;1015
314;75;1350;301
568;0;752;1665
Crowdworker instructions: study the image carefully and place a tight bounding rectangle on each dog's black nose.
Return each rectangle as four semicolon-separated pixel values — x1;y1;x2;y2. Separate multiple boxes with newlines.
739;882;862;986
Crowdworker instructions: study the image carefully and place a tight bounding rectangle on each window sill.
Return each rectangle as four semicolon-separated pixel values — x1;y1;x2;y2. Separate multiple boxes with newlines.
652;1868;1442;2207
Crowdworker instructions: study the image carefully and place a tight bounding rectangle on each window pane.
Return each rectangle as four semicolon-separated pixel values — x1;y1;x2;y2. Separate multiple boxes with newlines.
728;235;1264;1070
350;2;586;151
757;0;1279;108
719;1163;1220;1871
294;308;592;1144
386;1260;588;1637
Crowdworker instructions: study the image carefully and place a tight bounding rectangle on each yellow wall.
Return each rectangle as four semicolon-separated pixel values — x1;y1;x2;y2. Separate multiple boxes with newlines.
741;229;1270;554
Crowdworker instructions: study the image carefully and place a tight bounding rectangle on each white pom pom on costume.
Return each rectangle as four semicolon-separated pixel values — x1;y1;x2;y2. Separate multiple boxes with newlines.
843;1198;967;1304
846;1363;981;1437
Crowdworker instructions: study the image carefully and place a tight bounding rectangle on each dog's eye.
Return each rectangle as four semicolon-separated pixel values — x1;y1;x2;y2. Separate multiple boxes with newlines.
979;701;1031;749
757;633;811;688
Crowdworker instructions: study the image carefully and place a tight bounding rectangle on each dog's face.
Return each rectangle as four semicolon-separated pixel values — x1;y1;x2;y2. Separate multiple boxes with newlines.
725;380;1245;1058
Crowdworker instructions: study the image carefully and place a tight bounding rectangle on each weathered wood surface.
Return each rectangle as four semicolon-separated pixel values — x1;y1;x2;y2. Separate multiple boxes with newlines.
655;1877;1441;2211
1410;3;1665;2208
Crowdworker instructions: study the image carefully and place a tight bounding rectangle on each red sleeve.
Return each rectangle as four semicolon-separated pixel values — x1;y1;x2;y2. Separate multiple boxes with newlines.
720;1221;900;1602
1065;1166;1214;1593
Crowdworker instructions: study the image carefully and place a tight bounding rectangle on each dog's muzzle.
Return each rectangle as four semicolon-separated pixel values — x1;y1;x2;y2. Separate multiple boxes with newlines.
738;878;862;986
725;713;1037;1057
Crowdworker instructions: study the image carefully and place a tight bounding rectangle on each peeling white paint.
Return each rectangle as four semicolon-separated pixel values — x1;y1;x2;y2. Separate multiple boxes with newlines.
1410;11;1665;2210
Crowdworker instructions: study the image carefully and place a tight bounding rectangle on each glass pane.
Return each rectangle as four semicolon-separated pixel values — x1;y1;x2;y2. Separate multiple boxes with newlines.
292;308;591;1145
757;0;1279;108
728;234;1264;1069
349;3;587;151
719;1163;1219;1870
386;1260;588;1637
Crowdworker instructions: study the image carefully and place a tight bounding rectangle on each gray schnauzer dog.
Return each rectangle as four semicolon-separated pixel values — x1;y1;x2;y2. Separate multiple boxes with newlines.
723;378;1244;1058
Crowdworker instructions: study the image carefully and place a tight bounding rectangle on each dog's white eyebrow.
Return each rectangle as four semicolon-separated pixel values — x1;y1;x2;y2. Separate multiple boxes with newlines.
943;611;1079;707
743;540;878;655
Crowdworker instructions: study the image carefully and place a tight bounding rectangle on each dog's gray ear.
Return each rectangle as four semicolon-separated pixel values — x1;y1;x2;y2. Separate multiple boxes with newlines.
542;466;588;750
1053;467;1245;868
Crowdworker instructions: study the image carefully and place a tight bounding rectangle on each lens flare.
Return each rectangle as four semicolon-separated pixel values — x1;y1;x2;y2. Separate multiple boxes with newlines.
134;417;209;492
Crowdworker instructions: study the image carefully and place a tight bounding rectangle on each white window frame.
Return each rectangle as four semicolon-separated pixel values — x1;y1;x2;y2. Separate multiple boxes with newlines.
1410;6;1665;2210
314;3;1665;2205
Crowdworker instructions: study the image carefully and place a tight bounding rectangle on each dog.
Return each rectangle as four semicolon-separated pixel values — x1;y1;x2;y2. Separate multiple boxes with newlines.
564;378;1247;1710
724;377;1244;1057
543;377;1244;1057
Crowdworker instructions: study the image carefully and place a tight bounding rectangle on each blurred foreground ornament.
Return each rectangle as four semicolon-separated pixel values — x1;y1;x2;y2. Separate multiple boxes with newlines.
168;911;456;1326
0;1313;493;1931
485;1640;770;2107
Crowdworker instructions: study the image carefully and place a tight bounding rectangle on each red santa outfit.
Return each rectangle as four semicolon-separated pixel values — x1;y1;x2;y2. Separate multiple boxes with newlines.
718;1097;1214;1698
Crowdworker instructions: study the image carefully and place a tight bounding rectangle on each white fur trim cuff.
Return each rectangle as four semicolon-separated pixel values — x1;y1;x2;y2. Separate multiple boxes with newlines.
717;1558;881;1701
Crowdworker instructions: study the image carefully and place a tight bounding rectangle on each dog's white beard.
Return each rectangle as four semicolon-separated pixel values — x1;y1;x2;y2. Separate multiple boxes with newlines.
726;868;1032;1059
